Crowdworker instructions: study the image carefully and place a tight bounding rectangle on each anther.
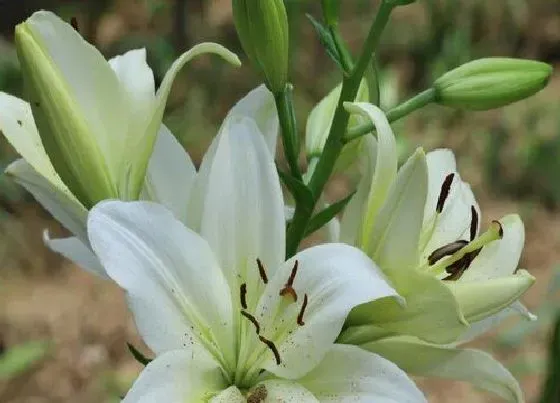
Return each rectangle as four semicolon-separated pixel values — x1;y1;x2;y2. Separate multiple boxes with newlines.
297;294;308;326
240;283;247;309
241;310;260;334
279;260;299;302
258;335;281;365
470;206;479;241
492;220;504;238
436;173;455;213
256;258;268;284
247;385;268;403
428;240;468;265
443;248;480;281
70;17;79;32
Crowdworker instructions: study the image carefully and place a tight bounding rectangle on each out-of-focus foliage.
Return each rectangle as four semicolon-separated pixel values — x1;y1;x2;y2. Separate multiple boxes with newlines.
0;341;50;379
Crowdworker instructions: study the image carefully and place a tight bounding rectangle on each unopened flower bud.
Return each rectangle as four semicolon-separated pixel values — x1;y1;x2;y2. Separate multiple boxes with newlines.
232;0;289;93
434;58;552;110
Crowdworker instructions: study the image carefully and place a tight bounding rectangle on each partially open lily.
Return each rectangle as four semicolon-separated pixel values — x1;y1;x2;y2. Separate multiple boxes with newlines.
0;12;281;278
331;102;534;401
87;118;425;402
0;11;244;276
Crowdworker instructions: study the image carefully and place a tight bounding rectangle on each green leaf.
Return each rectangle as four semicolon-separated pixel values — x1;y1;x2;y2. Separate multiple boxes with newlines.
0;341;50;379
305;191;355;237
306;14;343;70
126;343;152;366
277;168;314;207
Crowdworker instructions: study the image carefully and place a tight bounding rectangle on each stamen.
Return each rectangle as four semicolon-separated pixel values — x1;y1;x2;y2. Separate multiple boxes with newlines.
241;310;260;334
286;260;299;287
428;240;468;265
493;220;504;238
240;283;247;309
256;258;268;284
247;385;268;403
470;206;478;241
436;173;455;213
297;294;308;326
279;286;298;302
443;248;481;281
258;335;281;365
70;17;79;32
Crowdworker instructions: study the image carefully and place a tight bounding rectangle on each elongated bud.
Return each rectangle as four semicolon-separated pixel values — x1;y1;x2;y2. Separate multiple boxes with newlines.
434;58;553;110
321;0;341;26
305;79;369;159
14;12;116;207
232;0;289;93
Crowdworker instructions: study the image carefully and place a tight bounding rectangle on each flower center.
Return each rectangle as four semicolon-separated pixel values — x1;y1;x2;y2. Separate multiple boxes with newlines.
232;259;309;388
420;173;503;280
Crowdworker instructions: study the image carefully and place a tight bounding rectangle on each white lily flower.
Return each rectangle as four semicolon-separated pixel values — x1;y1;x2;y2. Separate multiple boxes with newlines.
1;24;276;277
333;103;534;401
0;11;244;276
87;119;426;402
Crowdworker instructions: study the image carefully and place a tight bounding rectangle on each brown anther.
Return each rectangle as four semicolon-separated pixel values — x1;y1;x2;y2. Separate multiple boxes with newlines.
297;294;308;326
256;258;268;284
470;206;479;241
240;283;247;310
443;248;481;281
286;260;298;287
258;335;281;365
492;220;504;238
70;17;79;32
247;385;268;403
428;240;468;265
436;173;455;213
241;311;260;334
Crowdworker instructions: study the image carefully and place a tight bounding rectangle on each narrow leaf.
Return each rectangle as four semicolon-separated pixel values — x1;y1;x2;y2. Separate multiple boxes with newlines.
306;14;344;70
277;168;314;207
305;191;355;237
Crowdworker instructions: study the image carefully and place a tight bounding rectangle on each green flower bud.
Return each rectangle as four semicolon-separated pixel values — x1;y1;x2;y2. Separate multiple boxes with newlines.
434;58;553;110
232;0;289;93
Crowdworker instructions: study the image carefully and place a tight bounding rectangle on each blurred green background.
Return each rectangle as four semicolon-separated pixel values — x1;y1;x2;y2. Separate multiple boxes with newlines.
0;0;558;402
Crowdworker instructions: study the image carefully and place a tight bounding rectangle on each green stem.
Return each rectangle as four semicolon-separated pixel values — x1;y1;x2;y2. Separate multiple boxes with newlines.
540;314;560;403
274;86;302;180
344;88;436;143
285;0;396;257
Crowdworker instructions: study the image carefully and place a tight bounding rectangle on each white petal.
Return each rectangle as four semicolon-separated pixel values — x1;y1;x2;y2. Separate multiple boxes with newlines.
141;124;196;222
23;11;126;182
363;336;523;402
122;350;227;403
256;244;398;379
342;103;398;250
200;117;285;284
87;201;235;365
7;159;88;241
368;148;428;274
108;48;156;197
461;214;524;281
0;92;63;187
129;43;240;197
254;380;318;402
224;84;279;155
300;344;426;403
339;135;377;245
43;232;105;278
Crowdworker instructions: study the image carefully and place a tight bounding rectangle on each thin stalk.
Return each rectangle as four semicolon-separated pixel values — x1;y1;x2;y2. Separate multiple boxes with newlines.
274;86;302;180
330;27;354;73
285;0;396;257
344;88;436;143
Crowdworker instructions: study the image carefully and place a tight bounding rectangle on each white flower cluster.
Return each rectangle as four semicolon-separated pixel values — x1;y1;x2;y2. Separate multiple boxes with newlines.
0;11;539;402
